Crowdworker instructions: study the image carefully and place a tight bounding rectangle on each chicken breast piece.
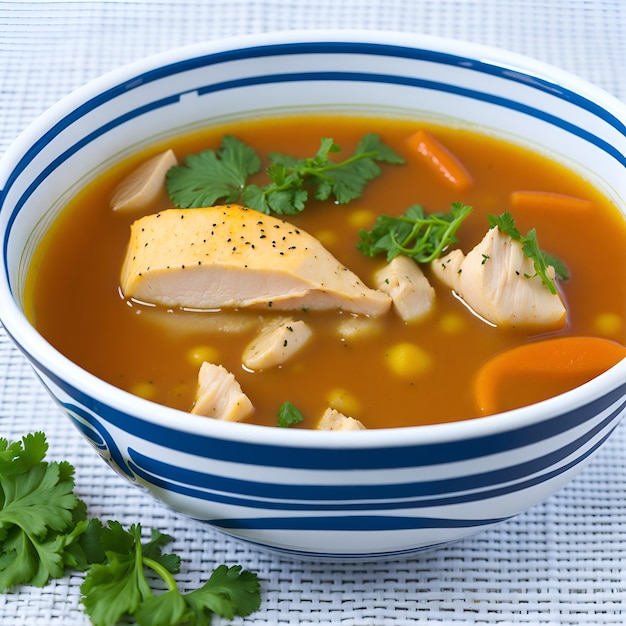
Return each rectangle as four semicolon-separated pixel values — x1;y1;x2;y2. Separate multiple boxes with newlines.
431;227;566;328
190;362;254;421
243;318;312;370
317;408;366;431
111;149;178;212
374;255;435;322
121;205;391;316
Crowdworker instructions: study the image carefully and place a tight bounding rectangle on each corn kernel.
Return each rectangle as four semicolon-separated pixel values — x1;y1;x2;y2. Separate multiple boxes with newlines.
439;312;465;334
348;209;376;229
315;229;338;248
186;345;219;366
594;312;622;336
131;381;156;400
326;388;361;416
385;342;432;377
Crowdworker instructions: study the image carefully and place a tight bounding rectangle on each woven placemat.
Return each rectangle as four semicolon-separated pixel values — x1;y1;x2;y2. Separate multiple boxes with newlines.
1;2;625;624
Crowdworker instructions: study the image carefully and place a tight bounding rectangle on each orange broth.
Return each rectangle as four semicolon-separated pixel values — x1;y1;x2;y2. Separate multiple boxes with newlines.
25;115;626;428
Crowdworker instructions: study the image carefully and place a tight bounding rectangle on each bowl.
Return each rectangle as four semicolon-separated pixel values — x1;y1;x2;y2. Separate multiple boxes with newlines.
1;31;625;561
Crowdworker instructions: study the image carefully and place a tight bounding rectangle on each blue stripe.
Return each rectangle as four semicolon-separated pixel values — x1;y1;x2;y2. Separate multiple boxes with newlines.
126;401;622;503
200;532;452;560
208;514;508;532
127;422;615;512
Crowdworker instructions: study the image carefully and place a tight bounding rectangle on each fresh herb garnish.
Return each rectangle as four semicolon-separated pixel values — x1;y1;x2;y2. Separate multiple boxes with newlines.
277;401;305;428
166;134;404;215
165;135;261;208
81;522;261;626
487;212;569;294
0;432;262;625
357;202;473;263
0;431;91;591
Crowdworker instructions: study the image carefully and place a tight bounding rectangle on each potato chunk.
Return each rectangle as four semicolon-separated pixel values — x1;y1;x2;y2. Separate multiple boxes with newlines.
110;149;177;212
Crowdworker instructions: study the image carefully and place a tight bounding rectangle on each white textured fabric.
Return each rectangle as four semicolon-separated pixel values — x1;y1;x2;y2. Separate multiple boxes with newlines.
1;1;625;624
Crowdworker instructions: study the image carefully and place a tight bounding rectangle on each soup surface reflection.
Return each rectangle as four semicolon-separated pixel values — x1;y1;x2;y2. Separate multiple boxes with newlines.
26;115;626;428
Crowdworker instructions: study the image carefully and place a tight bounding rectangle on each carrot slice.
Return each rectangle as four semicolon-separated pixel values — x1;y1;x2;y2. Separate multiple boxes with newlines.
474;336;626;415
510;190;593;216
405;129;472;191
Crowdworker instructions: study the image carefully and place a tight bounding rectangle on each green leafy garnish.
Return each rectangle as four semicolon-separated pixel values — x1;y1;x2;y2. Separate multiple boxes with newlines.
0;432;262;625
165;135;262;208
166;134;404;215
277;401;305;428
0;432;91;591
487;212;569;294
357;201;473;263
81;522;261;626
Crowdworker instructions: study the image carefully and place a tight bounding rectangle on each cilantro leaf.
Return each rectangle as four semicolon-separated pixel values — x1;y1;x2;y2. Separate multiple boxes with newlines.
487;212;569;293
166;135;262;208
0;433;89;591
0;431;47;476
81;522;261;626
277;401;305;428
1;433;263;625
358;202;473;263
166;134;404;215
135;564;261;625
251;133;405;214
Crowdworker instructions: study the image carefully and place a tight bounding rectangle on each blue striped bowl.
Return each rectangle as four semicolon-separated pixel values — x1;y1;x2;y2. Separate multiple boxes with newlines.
1;31;625;560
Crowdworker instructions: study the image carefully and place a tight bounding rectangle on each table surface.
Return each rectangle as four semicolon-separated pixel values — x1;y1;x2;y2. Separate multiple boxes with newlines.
1;1;625;624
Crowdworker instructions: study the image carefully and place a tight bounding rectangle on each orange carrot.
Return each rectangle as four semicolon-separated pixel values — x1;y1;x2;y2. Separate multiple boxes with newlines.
474;336;626;415
405;129;473;191
510;190;593;216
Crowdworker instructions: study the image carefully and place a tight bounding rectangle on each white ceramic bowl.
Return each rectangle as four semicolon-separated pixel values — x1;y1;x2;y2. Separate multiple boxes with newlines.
1;31;625;560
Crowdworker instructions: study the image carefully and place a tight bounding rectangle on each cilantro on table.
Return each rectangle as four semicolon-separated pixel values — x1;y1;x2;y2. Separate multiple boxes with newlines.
166;134;405;215
488;212;569;294
277;401;304;428
357;201;473;264
82;522;260;626
0;432;262;625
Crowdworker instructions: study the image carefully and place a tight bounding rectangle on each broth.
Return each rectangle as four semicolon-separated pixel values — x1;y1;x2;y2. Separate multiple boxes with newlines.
26;115;626;428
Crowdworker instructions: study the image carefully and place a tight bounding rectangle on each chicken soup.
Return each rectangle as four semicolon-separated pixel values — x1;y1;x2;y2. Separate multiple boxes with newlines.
25;115;626;429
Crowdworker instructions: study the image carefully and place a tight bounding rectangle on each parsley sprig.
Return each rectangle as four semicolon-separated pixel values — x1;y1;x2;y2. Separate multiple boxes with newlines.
488;212;569;294
0;431;91;591
277;401;304;428
0;432;262;625
357;202;473;263
166;134;404;215
82;522;260;626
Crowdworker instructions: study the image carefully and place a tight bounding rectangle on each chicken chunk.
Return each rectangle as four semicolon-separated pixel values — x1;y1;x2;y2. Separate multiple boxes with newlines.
243;318;312;370
120;205;391;316
110;149;177;212
374;255;435;322
431;227;566;328
317;408;366;431
190;362;254;421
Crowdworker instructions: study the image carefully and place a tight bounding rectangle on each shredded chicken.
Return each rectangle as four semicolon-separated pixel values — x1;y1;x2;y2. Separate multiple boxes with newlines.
431;227;566;328
316;408;366;431
242;317;312;370
374;255;435;322
190;362;254;421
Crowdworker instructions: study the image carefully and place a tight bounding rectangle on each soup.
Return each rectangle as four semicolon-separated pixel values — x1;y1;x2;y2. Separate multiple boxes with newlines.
25;115;626;428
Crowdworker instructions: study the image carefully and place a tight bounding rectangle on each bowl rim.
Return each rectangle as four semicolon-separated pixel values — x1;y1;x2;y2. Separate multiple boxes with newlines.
1;28;625;449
